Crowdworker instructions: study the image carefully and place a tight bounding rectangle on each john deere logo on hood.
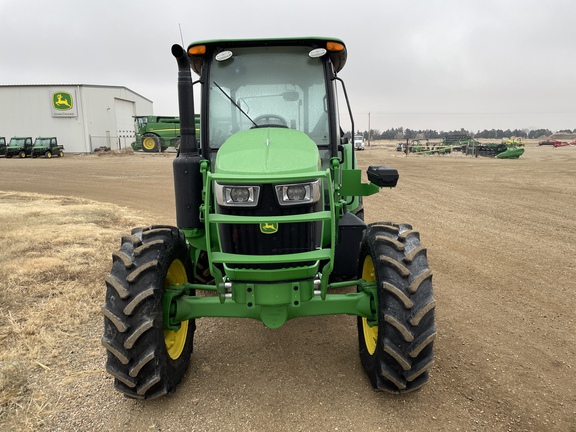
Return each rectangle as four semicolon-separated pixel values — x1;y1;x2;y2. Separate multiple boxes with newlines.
260;222;278;234
52;92;73;111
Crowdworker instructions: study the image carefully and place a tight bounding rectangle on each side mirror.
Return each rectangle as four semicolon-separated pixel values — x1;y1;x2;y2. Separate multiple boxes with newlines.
340;136;349;144
367;166;399;187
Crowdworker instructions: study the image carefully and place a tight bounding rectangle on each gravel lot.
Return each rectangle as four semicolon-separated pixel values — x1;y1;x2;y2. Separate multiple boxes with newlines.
0;142;574;431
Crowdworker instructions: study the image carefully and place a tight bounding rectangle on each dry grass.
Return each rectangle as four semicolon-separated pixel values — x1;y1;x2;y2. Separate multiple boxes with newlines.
0;192;148;431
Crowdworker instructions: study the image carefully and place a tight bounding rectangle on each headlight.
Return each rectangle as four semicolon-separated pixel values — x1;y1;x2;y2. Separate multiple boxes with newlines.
275;179;321;206
215;183;260;207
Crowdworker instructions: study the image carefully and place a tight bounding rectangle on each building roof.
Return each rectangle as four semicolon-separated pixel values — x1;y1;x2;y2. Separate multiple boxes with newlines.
0;84;152;103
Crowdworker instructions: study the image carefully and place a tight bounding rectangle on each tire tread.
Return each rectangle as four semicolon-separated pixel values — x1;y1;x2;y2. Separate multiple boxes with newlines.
102;225;195;399
357;223;436;394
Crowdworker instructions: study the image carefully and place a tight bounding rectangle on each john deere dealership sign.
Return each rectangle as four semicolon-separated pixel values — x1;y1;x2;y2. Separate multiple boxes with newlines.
50;89;78;117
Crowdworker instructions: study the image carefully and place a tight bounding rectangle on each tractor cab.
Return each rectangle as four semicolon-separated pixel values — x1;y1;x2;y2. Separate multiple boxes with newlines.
187;39;347;164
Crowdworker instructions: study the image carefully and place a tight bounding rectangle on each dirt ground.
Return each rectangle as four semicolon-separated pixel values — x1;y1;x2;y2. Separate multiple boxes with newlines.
1;142;575;431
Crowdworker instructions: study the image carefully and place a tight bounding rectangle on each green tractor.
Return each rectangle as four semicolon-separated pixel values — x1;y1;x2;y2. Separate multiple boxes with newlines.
101;37;436;399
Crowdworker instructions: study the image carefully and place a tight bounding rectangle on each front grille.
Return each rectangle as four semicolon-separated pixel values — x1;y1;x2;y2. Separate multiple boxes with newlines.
218;184;322;268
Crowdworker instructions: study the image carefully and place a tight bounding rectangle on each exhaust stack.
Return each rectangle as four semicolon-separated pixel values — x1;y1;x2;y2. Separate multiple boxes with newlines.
171;44;203;229
171;44;197;155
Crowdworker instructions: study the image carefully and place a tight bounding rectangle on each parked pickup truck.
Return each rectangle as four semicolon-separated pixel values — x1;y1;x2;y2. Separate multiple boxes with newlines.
353;134;365;150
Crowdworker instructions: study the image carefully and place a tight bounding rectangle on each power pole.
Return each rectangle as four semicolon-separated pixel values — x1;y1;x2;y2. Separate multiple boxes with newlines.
368;112;371;147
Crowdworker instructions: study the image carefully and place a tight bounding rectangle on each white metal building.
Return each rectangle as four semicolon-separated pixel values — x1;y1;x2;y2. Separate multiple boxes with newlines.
0;84;153;153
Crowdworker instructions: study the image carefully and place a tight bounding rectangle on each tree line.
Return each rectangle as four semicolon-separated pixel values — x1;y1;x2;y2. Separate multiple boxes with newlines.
349;128;574;141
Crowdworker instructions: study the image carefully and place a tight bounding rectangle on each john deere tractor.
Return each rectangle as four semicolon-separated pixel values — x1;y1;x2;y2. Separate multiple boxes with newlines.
101;37;436;399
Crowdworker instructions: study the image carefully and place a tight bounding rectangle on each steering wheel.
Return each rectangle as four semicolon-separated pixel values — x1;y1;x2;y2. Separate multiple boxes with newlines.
252;114;288;128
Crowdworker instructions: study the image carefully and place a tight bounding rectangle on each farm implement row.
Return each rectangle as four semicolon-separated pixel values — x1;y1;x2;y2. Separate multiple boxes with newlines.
538;139;576;148
399;136;525;159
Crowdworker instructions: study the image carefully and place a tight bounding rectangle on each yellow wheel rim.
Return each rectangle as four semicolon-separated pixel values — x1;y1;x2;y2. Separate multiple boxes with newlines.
142;137;156;150
361;255;378;355
163;259;188;360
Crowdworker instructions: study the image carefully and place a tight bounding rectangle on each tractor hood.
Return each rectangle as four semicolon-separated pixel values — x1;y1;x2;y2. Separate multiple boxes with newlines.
215;128;320;176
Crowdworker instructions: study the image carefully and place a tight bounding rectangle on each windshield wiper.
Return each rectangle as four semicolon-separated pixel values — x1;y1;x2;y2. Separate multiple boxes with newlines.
213;81;257;128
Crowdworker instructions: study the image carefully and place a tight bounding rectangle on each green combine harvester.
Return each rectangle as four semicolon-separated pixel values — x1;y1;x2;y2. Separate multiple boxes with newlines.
131;115;200;152
131;115;180;152
101;37;436;399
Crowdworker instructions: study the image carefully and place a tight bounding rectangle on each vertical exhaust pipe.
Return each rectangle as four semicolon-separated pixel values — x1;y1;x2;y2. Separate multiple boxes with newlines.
171;44;203;229
171;44;197;155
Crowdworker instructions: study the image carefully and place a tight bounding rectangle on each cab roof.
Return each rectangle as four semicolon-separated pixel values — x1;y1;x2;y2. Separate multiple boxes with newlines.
187;37;347;75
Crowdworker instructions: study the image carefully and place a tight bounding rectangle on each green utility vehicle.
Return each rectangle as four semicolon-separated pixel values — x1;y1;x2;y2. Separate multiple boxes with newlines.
31;137;64;158
102;37;436;399
5;137;33;158
0;137;6;155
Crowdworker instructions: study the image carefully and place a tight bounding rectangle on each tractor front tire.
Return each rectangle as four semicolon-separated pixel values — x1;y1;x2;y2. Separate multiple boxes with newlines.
358;223;436;393
142;134;160;152
101;226;195;399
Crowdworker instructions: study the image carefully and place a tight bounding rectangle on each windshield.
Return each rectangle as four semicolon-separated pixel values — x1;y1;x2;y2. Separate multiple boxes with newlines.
9;138;25;146
34;139;51;146
208;46;329;149
134;117;148;131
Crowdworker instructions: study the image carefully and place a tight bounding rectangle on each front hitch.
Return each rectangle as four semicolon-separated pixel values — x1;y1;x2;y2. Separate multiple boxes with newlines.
163;278;379;330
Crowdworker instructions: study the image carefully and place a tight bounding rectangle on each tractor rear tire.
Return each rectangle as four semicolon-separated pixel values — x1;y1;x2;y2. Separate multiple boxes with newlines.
142;134;160;152
357;223;436;393
101;225;195;399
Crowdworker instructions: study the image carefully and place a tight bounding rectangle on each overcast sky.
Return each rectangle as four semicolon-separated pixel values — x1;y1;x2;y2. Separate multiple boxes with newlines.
1;0;574;133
